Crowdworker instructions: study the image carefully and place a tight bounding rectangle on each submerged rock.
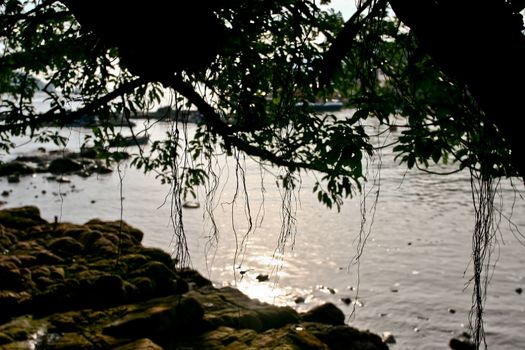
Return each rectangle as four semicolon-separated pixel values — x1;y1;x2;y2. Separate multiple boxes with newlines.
449;332;475;350
0;148;120;182
256;273;269;282
0;161;36;177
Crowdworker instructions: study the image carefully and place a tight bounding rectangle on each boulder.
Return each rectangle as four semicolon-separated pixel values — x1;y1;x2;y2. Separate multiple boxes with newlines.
187;286;300;332
131;277;156;299
303;323;390;350
7;174;20;183
120;254;149;271
0;206;47;229
196;325;329;350
0;262;25;291
131;261;185;295
35;249;64;265
0;207;390;350
89;274;127;307
48;158;83;174
103;296;205;340
0;161;36;176
88;236;118;256
77;229;102;246
301;303;346;325
449;332;475;350
47;236;84;257
140;247;173;267
0;230;17;248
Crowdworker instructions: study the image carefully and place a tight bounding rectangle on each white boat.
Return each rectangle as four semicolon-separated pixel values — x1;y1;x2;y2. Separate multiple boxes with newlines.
296;100;343;112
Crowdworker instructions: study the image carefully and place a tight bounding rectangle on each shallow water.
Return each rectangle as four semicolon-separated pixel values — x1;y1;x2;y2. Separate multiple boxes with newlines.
2;113;524;349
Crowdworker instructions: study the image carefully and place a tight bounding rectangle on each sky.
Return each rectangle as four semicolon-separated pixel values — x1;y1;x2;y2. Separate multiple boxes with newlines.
323;0;358;20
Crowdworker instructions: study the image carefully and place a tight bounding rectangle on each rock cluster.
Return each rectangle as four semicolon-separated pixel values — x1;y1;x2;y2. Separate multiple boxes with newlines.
0;147;117;183
0;206;389;350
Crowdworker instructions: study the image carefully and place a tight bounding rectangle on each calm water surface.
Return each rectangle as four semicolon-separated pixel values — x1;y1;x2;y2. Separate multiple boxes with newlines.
2;112;524;349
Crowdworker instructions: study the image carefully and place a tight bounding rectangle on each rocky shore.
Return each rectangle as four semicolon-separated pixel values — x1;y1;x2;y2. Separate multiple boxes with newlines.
0;206;389;350
0;147;116;185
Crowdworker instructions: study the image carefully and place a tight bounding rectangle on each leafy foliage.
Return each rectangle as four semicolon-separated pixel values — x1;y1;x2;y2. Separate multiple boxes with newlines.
0;0;522;208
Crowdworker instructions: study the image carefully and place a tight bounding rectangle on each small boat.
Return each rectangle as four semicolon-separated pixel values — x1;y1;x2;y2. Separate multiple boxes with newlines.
109;134;149;148
296;100;343;112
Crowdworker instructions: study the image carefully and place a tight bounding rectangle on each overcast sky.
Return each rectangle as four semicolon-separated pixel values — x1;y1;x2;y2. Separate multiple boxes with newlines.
323;0;357;20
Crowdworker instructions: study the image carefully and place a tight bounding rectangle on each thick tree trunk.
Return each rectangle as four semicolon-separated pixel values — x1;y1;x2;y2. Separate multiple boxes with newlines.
60;0;225;79
389;0;525;180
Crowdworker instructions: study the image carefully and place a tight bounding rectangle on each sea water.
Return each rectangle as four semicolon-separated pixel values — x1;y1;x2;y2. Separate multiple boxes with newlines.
1;112;524;350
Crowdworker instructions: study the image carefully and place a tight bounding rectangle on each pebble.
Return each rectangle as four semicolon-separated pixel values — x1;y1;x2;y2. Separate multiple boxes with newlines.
256;274;269;282
449;332;474;350
340;297;351;305
294;296;305;304
516;287;523;295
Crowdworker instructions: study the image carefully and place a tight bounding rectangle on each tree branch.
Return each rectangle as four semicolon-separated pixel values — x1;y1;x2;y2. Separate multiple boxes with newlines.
318;0;386;88
0;77;147;133
163;75;336;174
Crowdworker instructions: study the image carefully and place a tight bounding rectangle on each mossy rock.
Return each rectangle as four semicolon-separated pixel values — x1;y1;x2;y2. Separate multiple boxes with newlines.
130;261;184;295
84;220;143;243
0;332;14;346
120;254;149;271
35;249;64;265
59;225;91;240
0;229;17;248
130;277;155;299
187;286;300;333
48;158;83;174
103;296;205;340
140;247;174;268
305;323;390;350
47;236;84;257
87;237;118;256
0;206;47;230
0;161;36;176
301;303;345;326
77;229;102;246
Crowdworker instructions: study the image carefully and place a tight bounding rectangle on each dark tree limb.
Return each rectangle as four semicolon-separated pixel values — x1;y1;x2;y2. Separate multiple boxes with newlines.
318;0;387;88
0;77;147;133
163;75;335;173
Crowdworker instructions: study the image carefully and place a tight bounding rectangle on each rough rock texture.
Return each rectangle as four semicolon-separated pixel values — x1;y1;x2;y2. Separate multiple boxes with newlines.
0;206;389;350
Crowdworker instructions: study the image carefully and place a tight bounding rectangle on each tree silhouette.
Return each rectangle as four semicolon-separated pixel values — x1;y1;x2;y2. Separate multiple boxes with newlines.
1;1;524;348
